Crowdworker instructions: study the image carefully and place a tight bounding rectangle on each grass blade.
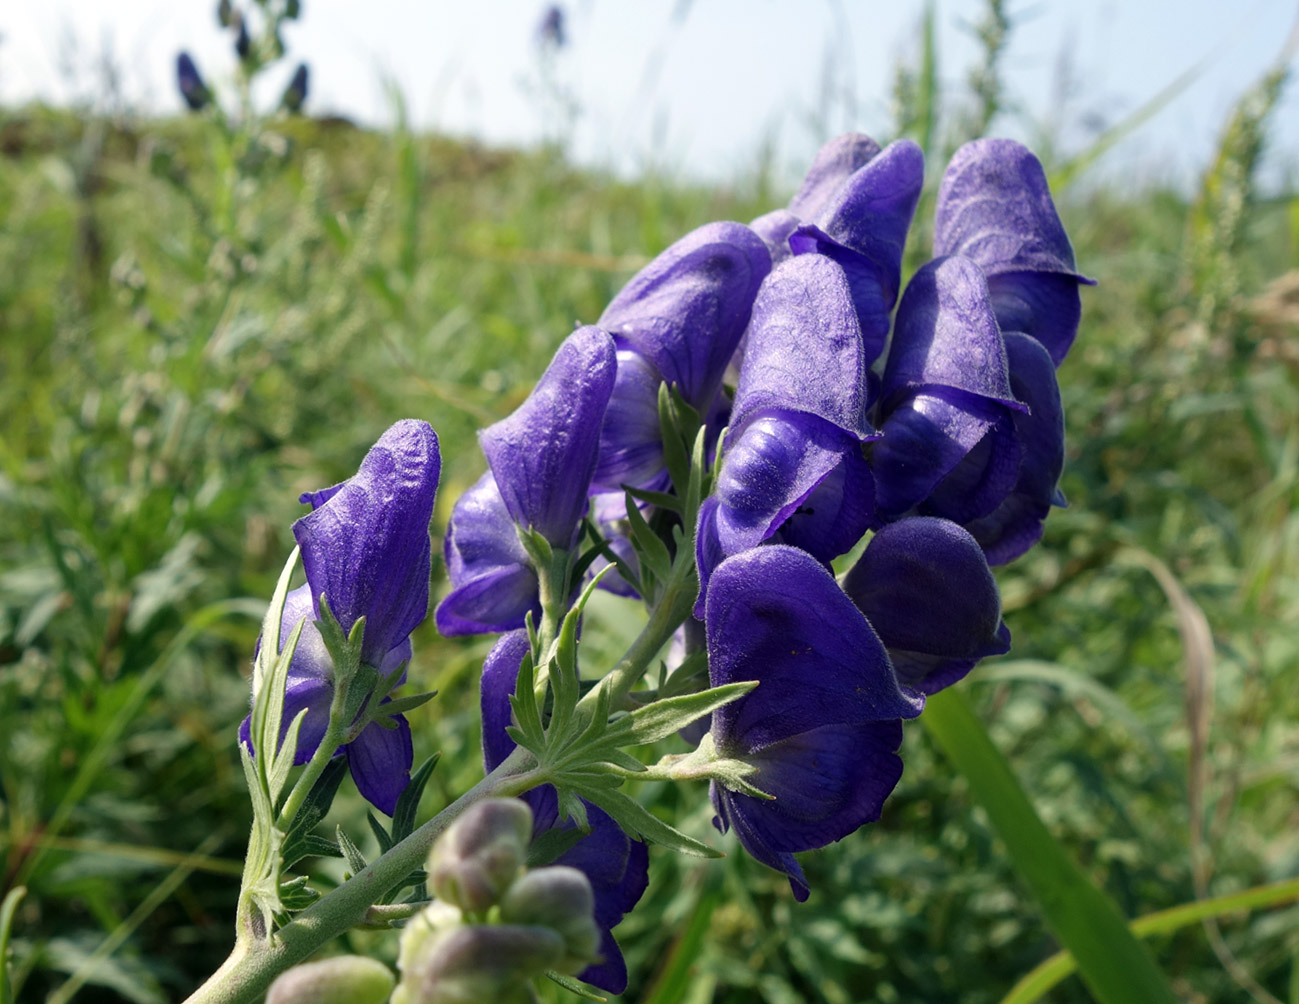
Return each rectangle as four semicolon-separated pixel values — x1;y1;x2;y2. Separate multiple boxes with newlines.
922;687;1178;1004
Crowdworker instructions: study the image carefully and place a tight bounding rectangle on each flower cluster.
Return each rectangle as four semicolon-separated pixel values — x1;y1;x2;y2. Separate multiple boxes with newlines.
435;134;1085;904
239;132;1086;1000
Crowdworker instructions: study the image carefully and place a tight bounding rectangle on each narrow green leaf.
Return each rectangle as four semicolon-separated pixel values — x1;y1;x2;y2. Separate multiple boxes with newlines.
610;682;757;747
545;971;608;1002
283;758;348;850
625;490;672;585
1001;876;1299;1004
579;788;722;859
268;707;309;805
335;826;368;877
624;485;683;514
253;547;300;694
658;381;691;496
527;828;588;868
366;812;394;855
923;688;1178;1004
282;834;344;871
0;886;27;1004
510;651;545;748
374;690;438;719
278;875;322;912
392;754;440;842
661;649;709;698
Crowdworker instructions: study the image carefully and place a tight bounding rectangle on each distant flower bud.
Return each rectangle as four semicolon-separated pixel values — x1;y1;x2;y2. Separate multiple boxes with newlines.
266;956;395;1004
281;62;309;113
393;924;561;1004
216;0;235;28
428;798;533;913
175;52;210;112
235;20;251;60
285;0;302;19
498;866;600;975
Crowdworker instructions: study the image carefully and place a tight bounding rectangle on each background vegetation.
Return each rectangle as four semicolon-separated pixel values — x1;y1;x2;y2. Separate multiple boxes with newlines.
2;3;1298;1001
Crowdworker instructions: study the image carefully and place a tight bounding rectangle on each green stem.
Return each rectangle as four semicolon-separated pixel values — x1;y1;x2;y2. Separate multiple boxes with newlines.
0;886;27;1004
922;687;1179;1004
184;746;543;1004
587;563;697;712
1001;877;1299;1004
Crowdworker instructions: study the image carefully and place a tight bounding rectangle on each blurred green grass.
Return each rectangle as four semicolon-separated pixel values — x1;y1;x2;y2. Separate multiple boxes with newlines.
1;22;1298;1003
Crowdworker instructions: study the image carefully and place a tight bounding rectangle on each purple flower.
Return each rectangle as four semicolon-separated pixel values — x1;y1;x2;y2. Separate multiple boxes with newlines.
242;419;438;815
870;255;1028;525
591;223;770;496
480;632;649;994
480;325;616;547
695;254;875;612
962;332;1068;564
176;52;210;111
240;586;414;815
841;518;1010;694
705;546;923;900
751;134;924;365
281;62;309;113
435;472;541;636
293;419;440;667
934;138;1095;366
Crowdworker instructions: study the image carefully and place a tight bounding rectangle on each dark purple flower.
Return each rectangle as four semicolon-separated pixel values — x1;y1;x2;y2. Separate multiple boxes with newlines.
242;419;437;814
706;546;923;900
695;254;875;612
176;52;210;111
962;332;1068;564
240;586;415;815
436;472;541;637
293;419;440;667
590;223;770;497
934;138;1094;366
842;518;1010;694
480;325;616;547
871;255;1027;525
537;4;566;48
480;632;649;994
281;62;309;113
751;134;924;366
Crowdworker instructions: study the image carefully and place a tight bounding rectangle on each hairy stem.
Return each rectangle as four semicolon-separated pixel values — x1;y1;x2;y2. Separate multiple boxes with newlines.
184;746;542;1004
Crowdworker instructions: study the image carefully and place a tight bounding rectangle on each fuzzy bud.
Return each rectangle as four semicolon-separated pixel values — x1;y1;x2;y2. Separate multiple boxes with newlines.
498;866;600;975
393;924;561;1004
265;956;394;1004
428;798;533;913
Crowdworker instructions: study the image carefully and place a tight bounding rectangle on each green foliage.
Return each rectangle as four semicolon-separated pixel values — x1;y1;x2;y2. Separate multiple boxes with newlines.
2;4;1299;1000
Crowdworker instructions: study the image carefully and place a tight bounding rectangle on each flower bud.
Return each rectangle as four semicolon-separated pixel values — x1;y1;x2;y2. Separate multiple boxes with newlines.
216;0;235;28
266;956;394;1004
175;52;210;112
498;865;600;975
281;62;309;113
393;924;561;1004
234;20;251;60
428;798;532;913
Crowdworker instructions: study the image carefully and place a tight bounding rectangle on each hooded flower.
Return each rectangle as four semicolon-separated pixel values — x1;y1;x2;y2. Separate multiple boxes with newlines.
870;255;1028;525
751;134;924;366
933;138;1094;366
695;254;875;612
479;632;649;994
479;325;617;547
435;472;541;637
841;517;1010;694
244;419;439;814
705;545;923;901
590;222;770;497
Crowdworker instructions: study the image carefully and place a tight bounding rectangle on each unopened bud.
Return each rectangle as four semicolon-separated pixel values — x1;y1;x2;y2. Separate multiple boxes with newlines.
394;924;561;1004
175;52;210;112
498;866;600;975
281;62;309;113
265;956;394;1004
428;798;532;913
216;0;235;28
234;20;251;60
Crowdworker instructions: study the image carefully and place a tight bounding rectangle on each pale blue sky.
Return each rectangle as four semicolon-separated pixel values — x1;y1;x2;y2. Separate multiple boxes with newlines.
3;1;1297;188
